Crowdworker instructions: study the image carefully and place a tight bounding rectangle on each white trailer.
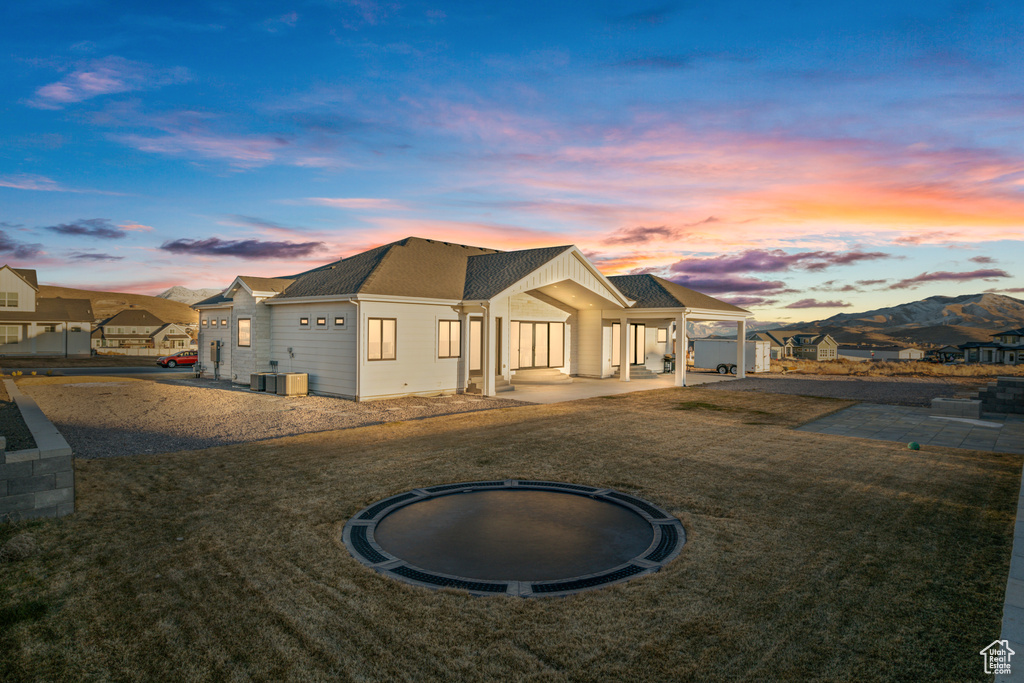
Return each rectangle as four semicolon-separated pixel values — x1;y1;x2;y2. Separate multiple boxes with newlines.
693;339;770;374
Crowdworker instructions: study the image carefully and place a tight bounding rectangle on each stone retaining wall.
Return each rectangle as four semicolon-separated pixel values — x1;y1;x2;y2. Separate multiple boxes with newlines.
973;377;1024;415
0;379;74;522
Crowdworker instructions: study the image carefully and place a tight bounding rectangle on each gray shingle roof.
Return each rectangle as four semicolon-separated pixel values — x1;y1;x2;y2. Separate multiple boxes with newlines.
102;309;166;327
193;292;232;307
608;275;749;314
0;297;94;323
463;246;573;300
280;237;502;300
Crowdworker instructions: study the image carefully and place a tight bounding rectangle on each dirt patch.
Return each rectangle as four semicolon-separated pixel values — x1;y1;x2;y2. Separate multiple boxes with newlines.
20;376;526;458
704;373;986;406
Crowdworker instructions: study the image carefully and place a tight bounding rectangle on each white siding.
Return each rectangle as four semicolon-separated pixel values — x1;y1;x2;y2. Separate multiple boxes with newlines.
270;302;357;398
498;250;621;304
576;309;605;377
198;307;232;378
0;268;37;312
358;301;464;400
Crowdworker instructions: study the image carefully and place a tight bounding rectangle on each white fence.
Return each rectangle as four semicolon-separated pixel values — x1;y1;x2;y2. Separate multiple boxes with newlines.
96;348;171;357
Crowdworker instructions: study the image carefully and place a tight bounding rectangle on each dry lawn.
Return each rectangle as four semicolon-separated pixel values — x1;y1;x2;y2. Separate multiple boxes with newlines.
773;358;1024;378
0;387;1018;681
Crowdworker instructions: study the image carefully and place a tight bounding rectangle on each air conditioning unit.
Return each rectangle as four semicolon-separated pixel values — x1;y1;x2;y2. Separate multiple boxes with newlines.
250;373;272;391
264;373;280;394
276;372;308;397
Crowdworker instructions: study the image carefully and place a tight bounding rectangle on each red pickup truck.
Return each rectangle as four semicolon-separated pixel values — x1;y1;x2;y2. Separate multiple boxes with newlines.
156;350;198;368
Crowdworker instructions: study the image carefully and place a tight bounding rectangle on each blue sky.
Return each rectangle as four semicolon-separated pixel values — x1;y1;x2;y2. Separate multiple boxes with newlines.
2;1;1022;322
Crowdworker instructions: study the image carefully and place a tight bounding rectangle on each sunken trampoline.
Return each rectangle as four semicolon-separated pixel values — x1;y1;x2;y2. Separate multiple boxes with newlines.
342;480;686;597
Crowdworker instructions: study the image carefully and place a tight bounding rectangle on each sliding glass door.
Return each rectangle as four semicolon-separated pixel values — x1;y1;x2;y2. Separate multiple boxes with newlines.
611;323;645;366
510;321;564;369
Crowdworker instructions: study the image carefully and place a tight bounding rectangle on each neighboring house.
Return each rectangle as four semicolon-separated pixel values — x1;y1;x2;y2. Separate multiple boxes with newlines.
92;310;196;354
838;345;924;362
0;265;93;357
931;345;963;362
752;330;839;361
194;237;751;400
961;327;1024;365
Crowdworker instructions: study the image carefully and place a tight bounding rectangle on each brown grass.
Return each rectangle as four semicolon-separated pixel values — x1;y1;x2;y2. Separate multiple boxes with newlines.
774;357;1024;378
0;387;1017;681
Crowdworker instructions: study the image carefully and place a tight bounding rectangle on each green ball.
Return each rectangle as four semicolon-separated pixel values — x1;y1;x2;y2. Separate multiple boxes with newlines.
908;442;921;451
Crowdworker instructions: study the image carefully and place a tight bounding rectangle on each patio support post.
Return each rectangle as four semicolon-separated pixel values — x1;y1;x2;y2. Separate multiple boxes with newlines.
619;315;630;381
483;305;496;396
458;309;470;393
675;312;686;387
736;319;747;379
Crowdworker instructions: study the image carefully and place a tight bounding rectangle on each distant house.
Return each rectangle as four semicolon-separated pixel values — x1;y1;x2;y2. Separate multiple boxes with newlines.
752;330;838;361
92;309;195;355
0;265;93;357
838;345;924;362
961;327;1024;365
194;237;751;400
931;345;963;362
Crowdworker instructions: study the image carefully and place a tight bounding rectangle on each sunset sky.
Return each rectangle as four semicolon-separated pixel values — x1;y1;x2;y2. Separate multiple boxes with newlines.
2;1;1022;323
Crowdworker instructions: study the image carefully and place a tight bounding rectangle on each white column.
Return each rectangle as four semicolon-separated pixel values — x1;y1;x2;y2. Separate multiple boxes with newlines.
736;319;747;379
458;309;470;392
483;307;496;396
619;316;630;381
675;312;687;387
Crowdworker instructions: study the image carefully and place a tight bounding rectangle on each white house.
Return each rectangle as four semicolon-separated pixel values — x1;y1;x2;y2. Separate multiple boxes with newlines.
194;237;751;400
0;265;93;357
838;345;925;362
92;309;195;355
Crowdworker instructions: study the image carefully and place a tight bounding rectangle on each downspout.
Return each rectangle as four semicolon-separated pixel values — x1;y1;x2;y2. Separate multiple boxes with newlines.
352;301;361;401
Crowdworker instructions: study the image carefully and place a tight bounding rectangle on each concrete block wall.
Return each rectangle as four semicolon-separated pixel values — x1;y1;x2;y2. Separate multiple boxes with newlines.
0;379;74;522
973;377;1024;415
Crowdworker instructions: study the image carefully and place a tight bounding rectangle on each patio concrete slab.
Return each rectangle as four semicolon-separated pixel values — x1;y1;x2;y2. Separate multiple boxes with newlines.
506;372;736;404
796;403;1024;454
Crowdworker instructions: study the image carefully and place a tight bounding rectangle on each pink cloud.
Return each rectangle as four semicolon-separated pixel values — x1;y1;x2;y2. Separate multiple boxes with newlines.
115;131;288;168
28;57;189;109
304;197;405;210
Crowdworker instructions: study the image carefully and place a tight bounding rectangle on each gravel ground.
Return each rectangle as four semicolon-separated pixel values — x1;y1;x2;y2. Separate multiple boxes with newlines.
703;373;989;406
22;377;526;459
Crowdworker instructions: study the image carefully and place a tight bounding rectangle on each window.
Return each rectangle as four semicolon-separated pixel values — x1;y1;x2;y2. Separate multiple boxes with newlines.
237;319;251;347
316;317;327;326
71;326;81;332
0;292;18;307
42;325;56;333
657;328;668;343
368;318;396;360
211;319;218;327
202;319;208;327
334;316;345;326
220;319;227;326
299;317;309;327
0;326;17;344
438;320;461;358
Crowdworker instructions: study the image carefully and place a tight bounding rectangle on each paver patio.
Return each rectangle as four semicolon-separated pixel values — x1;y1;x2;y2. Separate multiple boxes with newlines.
796;403;1024;454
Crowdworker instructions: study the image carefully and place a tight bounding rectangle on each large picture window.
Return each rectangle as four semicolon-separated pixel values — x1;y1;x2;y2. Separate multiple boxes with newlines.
438;320;461;358
0;325;18;344
237;318;251;347
368;318;396;360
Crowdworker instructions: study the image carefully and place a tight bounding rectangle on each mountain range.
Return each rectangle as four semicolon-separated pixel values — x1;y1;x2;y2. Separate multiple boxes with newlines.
156;286;224;305
766;293;1024;347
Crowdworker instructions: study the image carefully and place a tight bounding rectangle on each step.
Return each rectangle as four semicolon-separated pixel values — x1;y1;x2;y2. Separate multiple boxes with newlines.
511;368;572;385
